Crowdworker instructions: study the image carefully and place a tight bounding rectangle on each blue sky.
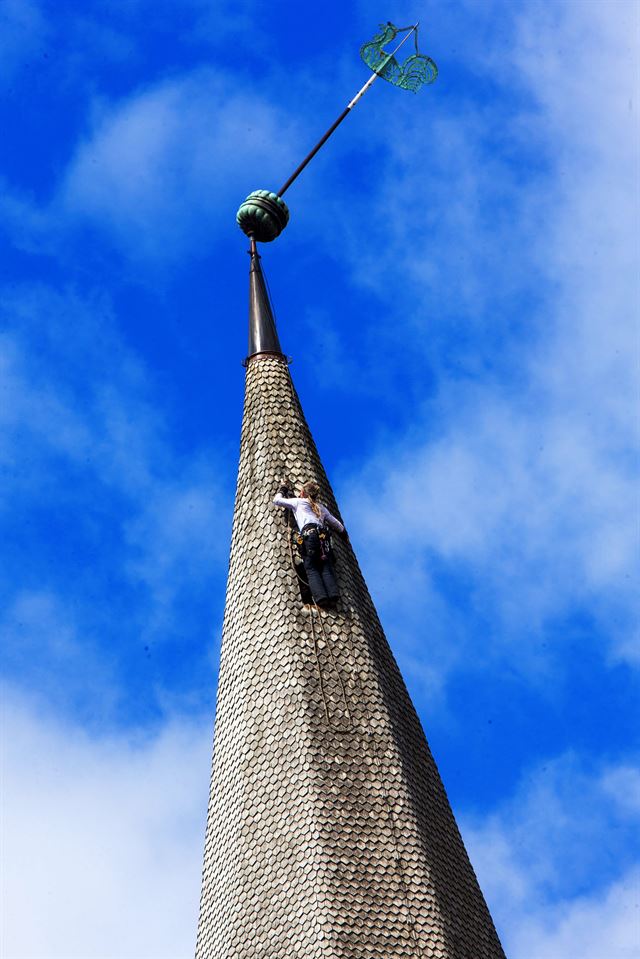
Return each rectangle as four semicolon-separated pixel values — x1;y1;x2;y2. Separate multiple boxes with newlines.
1;1;638;956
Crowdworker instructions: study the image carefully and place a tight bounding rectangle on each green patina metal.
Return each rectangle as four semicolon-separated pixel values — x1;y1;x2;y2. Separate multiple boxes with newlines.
236;22;438;242
360;22;438;92
237;190;290;242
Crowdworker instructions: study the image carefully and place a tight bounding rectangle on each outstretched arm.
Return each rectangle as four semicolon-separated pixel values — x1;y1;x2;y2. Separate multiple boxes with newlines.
273;494;297;508
274;483;298;510
322;507;347;537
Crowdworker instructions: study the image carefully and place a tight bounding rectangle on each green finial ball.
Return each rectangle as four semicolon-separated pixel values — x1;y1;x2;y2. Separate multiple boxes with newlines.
236;190;290;242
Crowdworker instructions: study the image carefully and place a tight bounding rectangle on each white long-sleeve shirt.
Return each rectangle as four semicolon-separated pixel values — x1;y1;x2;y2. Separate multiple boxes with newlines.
273;494;345;533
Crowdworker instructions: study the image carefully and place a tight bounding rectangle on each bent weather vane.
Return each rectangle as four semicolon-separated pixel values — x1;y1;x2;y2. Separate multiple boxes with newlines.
236;22;438;246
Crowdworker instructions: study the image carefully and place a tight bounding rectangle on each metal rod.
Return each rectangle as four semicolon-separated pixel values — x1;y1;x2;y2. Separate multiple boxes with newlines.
278;106;350;197
278;24;418;197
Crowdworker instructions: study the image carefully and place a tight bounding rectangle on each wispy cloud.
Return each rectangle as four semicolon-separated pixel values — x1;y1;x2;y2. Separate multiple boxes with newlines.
462;752;640;958
59;71;303;262
1;283;227;721
1;64;307;268
337;0;639;689
1;3;637;953
2;687;211;959
510;871;640;959
0;591;121;719
4;689;637;959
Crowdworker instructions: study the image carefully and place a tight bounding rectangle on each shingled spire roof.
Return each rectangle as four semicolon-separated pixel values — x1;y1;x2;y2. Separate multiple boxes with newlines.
195;252;506;958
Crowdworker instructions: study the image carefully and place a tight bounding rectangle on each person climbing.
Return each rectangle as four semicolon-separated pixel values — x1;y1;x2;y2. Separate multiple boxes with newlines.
274;481;349;608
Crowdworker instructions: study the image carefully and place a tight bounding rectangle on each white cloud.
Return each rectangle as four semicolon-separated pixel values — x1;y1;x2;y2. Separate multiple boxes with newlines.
0;60;308;265
467;755;640;900
509;869;640;959
602;766;640;817
338;0;639;678
1;687;211;959
0;592;122;719
4;692;638;959
123;461;228;630
1;282;225;567
59;70;303;261
462;752;640;959
0;283;227;713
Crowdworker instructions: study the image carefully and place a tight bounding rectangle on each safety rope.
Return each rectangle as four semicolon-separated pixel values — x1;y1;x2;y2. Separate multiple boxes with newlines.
307;605;330;724
278;493;422;953
281;502;330;722
313;605;353;724
282;500;352;726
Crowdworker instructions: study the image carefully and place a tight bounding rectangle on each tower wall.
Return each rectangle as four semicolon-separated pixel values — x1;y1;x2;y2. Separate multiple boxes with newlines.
196;354;505;959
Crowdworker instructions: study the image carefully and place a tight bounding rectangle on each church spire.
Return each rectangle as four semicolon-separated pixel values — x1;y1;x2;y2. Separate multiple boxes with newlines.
195;344;506;959
196;21;505;958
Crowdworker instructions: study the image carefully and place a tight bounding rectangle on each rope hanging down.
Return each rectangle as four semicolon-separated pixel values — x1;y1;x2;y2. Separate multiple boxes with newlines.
280;492;352;725
277;489;424;946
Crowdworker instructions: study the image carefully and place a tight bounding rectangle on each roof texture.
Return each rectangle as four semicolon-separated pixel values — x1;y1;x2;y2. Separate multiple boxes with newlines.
195;346;505;959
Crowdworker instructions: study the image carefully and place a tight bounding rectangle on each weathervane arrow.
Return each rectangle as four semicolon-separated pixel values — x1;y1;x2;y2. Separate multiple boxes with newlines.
236;22;438;246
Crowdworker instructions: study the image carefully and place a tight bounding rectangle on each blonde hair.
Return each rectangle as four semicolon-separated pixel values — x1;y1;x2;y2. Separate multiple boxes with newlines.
301;481;322;519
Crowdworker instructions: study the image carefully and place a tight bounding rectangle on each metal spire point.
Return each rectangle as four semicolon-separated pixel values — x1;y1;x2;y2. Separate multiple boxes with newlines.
246;236;283;361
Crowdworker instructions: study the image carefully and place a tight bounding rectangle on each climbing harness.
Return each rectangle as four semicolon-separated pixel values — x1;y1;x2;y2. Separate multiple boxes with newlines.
295;523;333;563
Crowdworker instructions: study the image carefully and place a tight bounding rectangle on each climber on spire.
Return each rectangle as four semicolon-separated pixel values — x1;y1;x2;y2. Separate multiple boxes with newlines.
274;481;348;608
